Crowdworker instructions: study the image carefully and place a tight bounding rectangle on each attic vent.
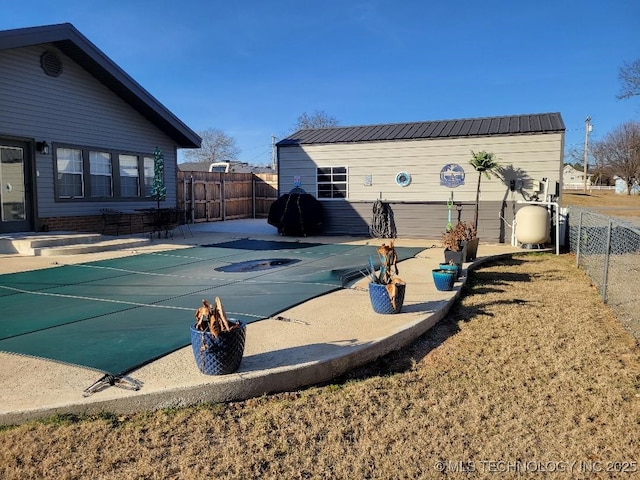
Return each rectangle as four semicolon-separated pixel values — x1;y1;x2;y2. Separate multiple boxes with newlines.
40;51;63;77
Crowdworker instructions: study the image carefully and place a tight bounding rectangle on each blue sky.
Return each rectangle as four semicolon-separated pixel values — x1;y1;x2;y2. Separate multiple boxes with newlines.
3;1;639;165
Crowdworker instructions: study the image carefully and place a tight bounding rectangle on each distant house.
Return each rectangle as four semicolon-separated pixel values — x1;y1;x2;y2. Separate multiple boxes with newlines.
178;161;274;174
562;164;592;190
0;23;200;234
276;112;565;241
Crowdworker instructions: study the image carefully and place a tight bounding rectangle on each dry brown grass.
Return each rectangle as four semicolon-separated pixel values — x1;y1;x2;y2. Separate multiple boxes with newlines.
1;254;640;479
562;190;640;218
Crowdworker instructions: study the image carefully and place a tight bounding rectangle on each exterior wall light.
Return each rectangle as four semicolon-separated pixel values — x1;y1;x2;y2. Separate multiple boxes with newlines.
36;141;50;155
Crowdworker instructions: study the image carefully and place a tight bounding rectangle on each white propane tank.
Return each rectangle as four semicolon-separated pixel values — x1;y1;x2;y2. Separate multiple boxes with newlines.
515;205;550;246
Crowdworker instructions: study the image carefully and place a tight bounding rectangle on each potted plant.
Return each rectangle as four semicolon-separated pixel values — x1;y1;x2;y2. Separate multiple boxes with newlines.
442;221;476;263
438;260;461;280
191;297;246;375
468;150;500;259
432;267;456;291
366;241;406;314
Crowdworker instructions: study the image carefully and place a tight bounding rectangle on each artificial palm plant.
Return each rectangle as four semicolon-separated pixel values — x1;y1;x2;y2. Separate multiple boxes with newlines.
469;150;500;232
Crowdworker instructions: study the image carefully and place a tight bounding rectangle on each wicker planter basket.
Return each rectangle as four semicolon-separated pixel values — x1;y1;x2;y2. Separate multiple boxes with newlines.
190;322;246;375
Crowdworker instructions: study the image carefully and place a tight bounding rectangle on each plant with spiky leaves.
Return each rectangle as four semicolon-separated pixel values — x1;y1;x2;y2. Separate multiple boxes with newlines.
469;150;500;232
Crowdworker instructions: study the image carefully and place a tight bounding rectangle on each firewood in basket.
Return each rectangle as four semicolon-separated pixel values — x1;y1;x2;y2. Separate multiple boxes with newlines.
194;299;212;331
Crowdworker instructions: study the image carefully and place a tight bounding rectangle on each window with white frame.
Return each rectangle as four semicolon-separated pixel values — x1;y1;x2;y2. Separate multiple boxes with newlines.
143;156;154;197
317;166;347;199
119;154;140;197
56;148;84;198
89;151;113;198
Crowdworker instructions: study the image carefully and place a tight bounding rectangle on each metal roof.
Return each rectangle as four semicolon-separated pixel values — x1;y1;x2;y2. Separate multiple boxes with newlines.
0;23;201;148
277;112;565;146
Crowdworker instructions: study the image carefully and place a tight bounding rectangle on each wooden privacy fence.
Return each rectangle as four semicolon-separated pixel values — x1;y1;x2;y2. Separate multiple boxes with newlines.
177;171;278;223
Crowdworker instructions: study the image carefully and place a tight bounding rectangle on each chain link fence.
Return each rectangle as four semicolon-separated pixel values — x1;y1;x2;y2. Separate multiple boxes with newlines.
567;207;640;343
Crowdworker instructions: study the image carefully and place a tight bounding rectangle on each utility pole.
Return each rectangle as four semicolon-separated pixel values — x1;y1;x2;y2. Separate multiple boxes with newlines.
583;116;592;193
271;134;277;171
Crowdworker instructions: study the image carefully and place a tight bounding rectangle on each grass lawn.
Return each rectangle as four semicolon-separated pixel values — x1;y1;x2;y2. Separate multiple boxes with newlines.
1;253;639;479
562;190;640;218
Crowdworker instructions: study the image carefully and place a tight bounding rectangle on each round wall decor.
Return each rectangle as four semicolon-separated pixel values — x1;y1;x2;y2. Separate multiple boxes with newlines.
395;171;411;187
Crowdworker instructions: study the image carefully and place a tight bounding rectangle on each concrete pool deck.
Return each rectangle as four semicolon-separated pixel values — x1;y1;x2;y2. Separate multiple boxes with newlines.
0;219;522;425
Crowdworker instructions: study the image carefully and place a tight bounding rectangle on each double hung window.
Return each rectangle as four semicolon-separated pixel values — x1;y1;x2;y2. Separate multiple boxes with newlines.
89;151;113;198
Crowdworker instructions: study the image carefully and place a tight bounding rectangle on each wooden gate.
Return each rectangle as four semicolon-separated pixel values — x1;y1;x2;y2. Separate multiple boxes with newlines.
177;171;277;223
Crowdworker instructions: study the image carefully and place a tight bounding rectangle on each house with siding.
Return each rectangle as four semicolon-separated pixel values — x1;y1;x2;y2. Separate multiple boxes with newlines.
562;164;591;190
0;23;200;234
276;112;565;242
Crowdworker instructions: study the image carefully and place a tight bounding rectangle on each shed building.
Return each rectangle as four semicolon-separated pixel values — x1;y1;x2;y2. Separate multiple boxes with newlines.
276;112;565;242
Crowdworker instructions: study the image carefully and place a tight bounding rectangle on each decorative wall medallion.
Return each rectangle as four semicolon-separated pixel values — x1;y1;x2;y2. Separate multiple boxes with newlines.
395;171;411;187
363;174;372;186
440;164;465;188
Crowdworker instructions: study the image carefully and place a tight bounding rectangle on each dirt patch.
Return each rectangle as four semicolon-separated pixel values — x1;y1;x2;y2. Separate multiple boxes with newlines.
1;253;639;479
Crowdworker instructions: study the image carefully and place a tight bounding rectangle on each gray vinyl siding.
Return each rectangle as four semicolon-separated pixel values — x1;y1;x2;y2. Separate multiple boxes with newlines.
0;45;177;218
319;200;510;241
278;130;563;242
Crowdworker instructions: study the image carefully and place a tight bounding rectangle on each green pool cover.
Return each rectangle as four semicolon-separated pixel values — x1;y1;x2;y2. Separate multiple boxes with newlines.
0;239;423;375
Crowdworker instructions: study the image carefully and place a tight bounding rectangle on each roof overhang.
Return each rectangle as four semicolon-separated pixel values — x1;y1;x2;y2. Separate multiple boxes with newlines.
277;112;566;147
0;23;201;148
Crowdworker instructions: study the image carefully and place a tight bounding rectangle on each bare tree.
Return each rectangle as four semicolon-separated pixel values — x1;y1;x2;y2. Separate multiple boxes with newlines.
181;128;240;164
293;110;340;131
591;121;640;194
617;59;640;100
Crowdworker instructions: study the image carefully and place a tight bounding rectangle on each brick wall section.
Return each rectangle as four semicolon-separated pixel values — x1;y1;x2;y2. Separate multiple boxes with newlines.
41;213;150;235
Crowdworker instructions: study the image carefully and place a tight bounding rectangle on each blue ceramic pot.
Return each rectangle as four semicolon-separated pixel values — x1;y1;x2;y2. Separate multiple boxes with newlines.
432;269;456;291
369;282;406;314
438;262;461;279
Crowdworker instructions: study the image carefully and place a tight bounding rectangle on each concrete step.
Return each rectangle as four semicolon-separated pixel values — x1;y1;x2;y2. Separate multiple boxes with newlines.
0;232;151;256
34;238;151;256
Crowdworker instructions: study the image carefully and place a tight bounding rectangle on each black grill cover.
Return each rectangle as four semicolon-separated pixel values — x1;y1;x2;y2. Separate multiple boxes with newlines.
268;190;323;236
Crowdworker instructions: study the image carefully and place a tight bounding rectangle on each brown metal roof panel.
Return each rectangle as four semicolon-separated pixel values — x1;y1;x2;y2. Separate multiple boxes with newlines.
402;123;422;138
509;116;521;133
359;125;378;140
444;120;464;137
417;122;436;137
346;127;371;142
368;125;386;140
396;123;416;137
552;112;566;130
498;116;511;134
458;120;473;137
384;123;404;139
348;125;372;142
436;121;452;137
360;125;383;141
448;120;464;136
476;118;490;135
530;115;542;131
539;114;553;131
394;123;415;139
277;112;565;146
386;124;404;138
463;119;479;136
